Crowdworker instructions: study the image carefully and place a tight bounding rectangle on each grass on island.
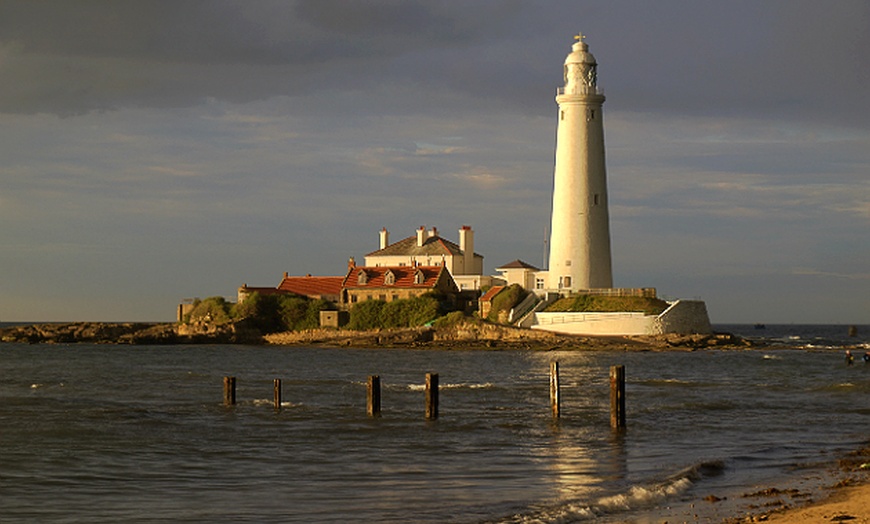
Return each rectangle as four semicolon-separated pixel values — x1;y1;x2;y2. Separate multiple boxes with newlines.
544;295;670;315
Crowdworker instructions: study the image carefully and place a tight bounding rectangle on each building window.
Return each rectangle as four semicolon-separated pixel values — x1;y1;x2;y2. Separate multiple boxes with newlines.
565;260;571;266
379;294;387;301
414;270;425;285
384;271;395;285
535;278;545;290
351;295;358;303
357;271;368;285
563;276;572;288
392;294;399;301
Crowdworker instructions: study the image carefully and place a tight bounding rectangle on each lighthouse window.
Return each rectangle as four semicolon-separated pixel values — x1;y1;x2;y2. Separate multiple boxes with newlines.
560;110;565;121
563;276;572;288
593;194;600;206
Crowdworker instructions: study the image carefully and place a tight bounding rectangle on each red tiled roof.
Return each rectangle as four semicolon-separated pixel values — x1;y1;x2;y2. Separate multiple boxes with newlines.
480;285;505;302
277;275;344;297
342;266;446;289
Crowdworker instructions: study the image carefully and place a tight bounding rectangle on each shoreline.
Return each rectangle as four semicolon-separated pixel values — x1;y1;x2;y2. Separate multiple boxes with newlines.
0;320;755;350
723;445;870;523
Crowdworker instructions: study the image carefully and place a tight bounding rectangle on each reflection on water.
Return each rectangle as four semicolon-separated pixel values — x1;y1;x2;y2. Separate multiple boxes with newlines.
0;343;867;523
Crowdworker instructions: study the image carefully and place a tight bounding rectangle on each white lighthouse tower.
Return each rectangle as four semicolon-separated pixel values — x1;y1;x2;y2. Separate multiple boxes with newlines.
547;33;613;291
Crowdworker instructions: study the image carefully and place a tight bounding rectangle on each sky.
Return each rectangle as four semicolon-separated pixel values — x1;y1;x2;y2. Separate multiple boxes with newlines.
1;0;868;324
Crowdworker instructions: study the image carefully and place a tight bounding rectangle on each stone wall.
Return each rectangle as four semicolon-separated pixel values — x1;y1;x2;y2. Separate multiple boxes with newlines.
531;299;711;336
653;300;712;335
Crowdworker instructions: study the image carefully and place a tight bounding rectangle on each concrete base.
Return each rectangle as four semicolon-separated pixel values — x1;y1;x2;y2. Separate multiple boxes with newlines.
531;300;711;336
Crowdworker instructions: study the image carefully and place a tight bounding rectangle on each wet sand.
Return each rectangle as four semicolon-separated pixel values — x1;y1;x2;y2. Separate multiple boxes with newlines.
723;446;870;524
763;483;870;523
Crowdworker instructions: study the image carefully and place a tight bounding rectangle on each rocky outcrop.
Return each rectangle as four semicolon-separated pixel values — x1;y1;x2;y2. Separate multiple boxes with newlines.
1;320;751;350
0;321;263;345
263;321;753;351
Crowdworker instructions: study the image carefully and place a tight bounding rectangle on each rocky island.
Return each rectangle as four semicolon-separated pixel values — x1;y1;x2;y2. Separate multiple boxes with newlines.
0;320;749;350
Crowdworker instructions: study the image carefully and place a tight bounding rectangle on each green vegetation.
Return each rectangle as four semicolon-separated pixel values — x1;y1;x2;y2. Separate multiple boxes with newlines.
348;293;446;330
544;295;669;315
487;284;527;323
431;310;469;328
186;297;233;324
187;291;455;333
186;293;333;334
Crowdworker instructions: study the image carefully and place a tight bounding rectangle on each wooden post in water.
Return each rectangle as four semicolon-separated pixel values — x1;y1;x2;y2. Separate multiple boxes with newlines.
367;375;381;418
610;365;626;430
223;376;236;406
273;378;282;409
425;372;439;420
550;361;561;419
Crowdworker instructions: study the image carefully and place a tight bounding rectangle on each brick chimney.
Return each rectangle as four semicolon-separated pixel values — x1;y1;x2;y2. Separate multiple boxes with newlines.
348;257;356;270
428;226;438;238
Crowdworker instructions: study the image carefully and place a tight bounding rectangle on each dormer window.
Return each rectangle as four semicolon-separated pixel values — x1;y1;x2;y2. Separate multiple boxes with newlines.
384;270;396;286
357;271;368;285
414;270;425;285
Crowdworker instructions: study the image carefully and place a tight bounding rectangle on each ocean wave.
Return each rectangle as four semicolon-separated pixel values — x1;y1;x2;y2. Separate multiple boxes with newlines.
407;382;494;391
492;460;724;523
635;378;698;387
251;399;302;408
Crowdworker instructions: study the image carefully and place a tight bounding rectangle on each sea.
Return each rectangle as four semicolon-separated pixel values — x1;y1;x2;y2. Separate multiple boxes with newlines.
1;323;868;523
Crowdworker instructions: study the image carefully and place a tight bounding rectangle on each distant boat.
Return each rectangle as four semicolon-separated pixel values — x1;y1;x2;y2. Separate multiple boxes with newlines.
754;324;766;330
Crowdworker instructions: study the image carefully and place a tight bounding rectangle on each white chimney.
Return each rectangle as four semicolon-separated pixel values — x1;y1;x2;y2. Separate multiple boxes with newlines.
416;226;426;247
459;225;474;275
379;227;389;250
429;226;438;238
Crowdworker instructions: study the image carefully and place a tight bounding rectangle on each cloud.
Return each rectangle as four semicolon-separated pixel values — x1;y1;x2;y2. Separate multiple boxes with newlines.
792;268;870;280
0;1;868;322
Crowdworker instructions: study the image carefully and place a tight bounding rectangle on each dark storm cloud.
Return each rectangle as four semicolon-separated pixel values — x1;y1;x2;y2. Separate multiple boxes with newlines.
0;0;528;114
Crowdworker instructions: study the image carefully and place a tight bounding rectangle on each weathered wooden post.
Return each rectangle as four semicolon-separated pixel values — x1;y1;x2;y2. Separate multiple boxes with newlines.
425;372;439;420
550;361;561;419
223;376;236;406
367;375;381;418
273;378;282;409
610;365;626;430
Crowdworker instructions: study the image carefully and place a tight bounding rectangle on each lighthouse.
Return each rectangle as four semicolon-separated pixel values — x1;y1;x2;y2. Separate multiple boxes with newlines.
547;33;613;291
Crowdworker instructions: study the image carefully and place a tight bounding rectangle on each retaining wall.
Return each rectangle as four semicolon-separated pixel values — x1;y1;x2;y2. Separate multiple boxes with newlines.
531;299;711;336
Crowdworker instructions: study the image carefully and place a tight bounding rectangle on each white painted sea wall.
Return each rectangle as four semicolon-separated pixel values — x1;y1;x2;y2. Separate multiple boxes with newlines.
531;299;712;336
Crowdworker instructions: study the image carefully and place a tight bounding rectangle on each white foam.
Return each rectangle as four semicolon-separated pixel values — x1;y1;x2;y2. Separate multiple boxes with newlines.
407;382;493;391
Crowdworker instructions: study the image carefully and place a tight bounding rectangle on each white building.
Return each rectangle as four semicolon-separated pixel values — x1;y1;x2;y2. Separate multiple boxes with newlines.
525;34;711;335
364;226;493;291
541;33;613;291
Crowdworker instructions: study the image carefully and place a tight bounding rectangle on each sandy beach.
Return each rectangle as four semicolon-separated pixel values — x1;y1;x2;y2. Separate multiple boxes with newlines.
764;483;870;523
724;446;869;524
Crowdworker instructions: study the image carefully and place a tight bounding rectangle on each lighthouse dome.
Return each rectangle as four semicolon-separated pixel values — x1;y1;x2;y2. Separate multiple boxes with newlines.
564;40;596;66
561;34;600;93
